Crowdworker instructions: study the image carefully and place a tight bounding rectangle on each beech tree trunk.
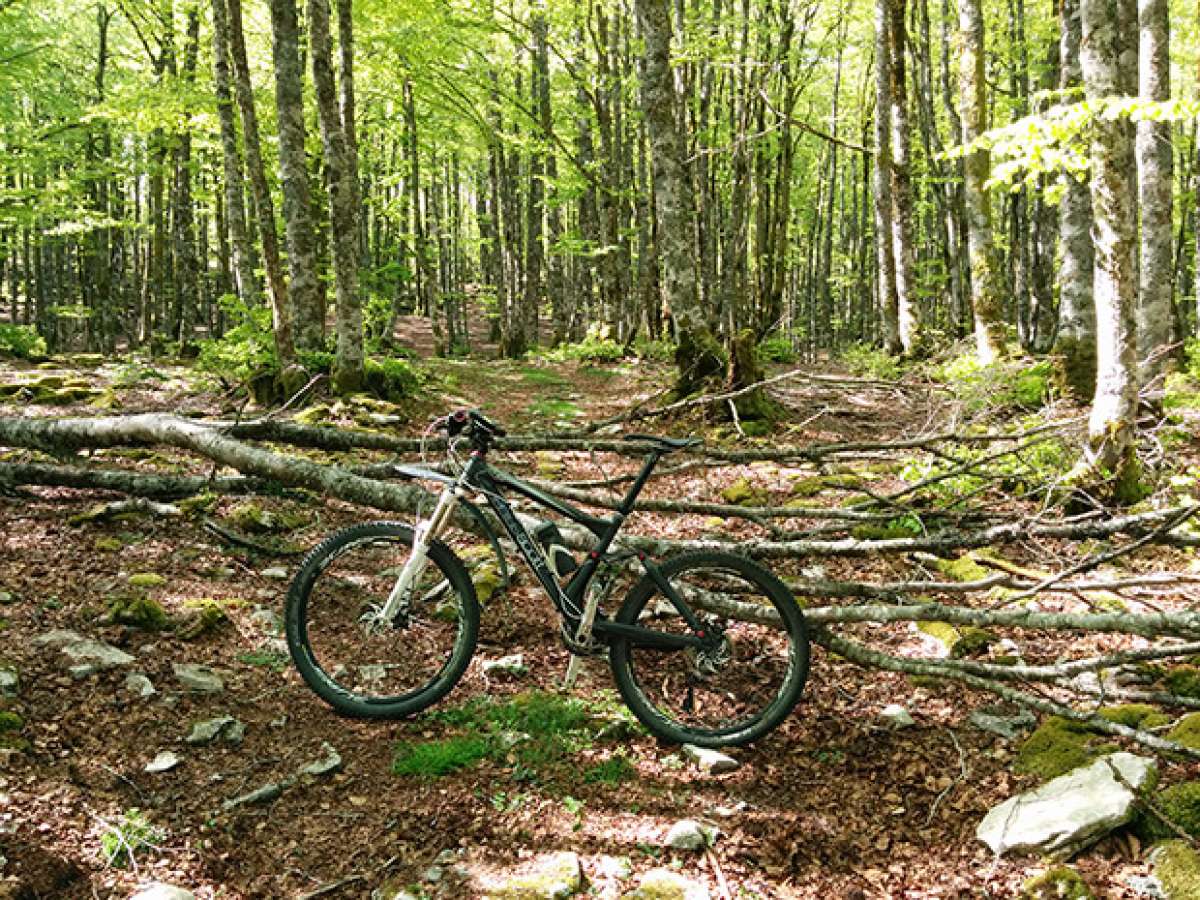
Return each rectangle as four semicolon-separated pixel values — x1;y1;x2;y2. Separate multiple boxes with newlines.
873;0;902;354
1136;0;1174;386
269;0;325;352
887;0;919;355
1055;0;1096;400
227;0;294;365
635;0;723;395
958;0;1007;364
308;0;364;393
1081;0;1142;496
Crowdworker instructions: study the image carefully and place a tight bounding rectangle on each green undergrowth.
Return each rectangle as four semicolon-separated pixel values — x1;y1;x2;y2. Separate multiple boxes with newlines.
840;343;902;381
932;353;1053;413
1134;781;1200;842
536;330;625;363
0;324;47;360
393;691;632;783
1014;716;1119;781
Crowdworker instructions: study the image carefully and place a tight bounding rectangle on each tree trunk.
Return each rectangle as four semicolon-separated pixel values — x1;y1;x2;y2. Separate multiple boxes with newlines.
269;0;325;353
308;0;363;393
227;0;295;366
1136;0;1174;387
1080;0;1142;499
887;0;919;355
634;0;722;395
874;0;901;354
958;0;1007;364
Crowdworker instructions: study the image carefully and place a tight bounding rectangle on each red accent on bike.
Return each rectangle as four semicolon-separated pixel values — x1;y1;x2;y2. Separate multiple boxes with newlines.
589;551;599;559
697;630;705;637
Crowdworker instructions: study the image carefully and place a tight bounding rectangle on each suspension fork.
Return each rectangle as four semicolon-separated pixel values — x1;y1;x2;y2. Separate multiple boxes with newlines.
378;477;465;622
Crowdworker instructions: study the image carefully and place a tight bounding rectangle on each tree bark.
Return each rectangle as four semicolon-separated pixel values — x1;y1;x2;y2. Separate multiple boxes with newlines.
307;0;364;392
887;0;919;355
873;0;901;354
1136;0;1174;386
1080;0;1142;497
1055;0;1096;400
634;0;723;395
227;0;295;366
958;0;1007;364
269;0;325;353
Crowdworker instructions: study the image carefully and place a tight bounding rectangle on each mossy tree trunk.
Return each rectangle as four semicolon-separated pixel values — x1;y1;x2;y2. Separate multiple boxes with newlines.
635;0;723;396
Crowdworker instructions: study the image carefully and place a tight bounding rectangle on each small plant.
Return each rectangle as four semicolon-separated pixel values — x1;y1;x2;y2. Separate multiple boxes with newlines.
0;324;47;360
363;356;418;401
540;332;626;363
99;808;164;868
841;342;901;380
633;337;675;362
757;332;797;364
561;795;586;831
237;649;290;671
584;753;636;785
392;734;492;777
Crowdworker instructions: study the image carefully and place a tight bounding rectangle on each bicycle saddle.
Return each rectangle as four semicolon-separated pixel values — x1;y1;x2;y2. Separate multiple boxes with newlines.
622;434;702;452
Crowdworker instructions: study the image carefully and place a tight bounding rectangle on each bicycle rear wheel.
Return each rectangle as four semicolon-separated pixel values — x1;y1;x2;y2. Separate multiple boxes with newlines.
608;551;809;747
285;522;479;718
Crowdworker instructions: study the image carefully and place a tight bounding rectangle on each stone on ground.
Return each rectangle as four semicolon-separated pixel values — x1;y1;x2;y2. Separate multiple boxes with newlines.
186;716;243;745
664;819;720;851
172;663;225;693
482;654;527;676
261;567;289;581
299;742;343;777
482;851;583;899
222;780;288;811
880;704;916;728
145;751;181;774
976;752;1157;858
622;868;711;900
0;666;17;697
35;630;135;677
128;886;196;900
682;744;740;775
124;672;156;698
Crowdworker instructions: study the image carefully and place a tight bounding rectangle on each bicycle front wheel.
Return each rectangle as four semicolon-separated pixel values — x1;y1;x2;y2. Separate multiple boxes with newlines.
285;522;479;718
609;551;809;747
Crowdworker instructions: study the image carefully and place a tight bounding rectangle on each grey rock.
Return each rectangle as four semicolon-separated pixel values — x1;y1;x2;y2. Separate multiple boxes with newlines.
299;742;342;777
483;851;582;899
128;886;196;900
976;752;1157;858
664;819;720;851
372;888;420;900
36;630;135;676
222;780;287;810
124;673;156;698
434;849;460;866
879;704;915;728
707;800;749;818
968;708;1037;741
0;666;17;698
145;751;181;774
594;855;633;880
421;866;444;884
482;653;527;676
682;744;739;775
261;567;289;581
186;716;243;745
172;663;225;693
623;868;711;900
0;591;13;605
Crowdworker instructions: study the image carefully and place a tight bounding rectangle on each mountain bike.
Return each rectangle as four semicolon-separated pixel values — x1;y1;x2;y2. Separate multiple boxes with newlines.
284;409;810;747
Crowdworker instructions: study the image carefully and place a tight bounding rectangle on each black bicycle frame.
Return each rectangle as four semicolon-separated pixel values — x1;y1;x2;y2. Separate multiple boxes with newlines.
459;450;706;652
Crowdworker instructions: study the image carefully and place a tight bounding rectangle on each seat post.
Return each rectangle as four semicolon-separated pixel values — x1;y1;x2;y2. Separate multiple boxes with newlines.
617;451;662;516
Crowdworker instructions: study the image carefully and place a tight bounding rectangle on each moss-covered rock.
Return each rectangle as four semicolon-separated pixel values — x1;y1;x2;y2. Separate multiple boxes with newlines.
225;501;308;534
292;403;333;427
950;627;997;659
1167;713;1200;750
1014;717;1119;782
94;536;123;552
128;572;166;589
460;545;505;605
107;595;168;630
1098;704;1170;730
935;554;992;583
916;621;961;653
178;493;219;517
176;599;230;640
0;710;24;733
1165;667;1200;700
534;451;565;478
1020;866;1095;900
721;477;767;507
1136;781;1200;844
790;472;863;499
1152;839;1200;899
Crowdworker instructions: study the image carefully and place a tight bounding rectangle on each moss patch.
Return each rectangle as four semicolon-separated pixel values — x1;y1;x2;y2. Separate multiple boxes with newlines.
1165;667;1200;700
1020;866;1095;900
1098;704;1170;730
721;477;767;507
950;627;997;659
1014;717;1119;782
1136;782;1200;843
1152;840;1200;899
790;472;863;499
935;554;992;583
917;621;961;652
107;595;168;630
1167;713;1200;750
128;572;166;589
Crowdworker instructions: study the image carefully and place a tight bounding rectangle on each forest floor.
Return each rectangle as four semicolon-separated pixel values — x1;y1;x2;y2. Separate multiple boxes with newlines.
1;344;1199;899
